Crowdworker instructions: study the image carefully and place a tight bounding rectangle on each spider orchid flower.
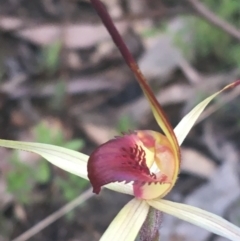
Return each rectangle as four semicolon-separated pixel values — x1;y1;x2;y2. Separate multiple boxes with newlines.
0;81;239;241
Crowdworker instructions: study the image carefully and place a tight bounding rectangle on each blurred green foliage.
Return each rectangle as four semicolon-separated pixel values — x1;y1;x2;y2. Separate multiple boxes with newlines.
190;0;240;67
117;115;134;133
6;151;32;204
141;23;165;38
42;41;62;73
41;41;67;111
6;121;88;204
141;1;240;69
50;79;67;111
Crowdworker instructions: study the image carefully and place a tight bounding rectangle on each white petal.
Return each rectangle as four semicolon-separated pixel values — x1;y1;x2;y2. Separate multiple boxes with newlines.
148;199;240;241
0;139;133;195
174;82;240;145
106;182;133;195
100;198;149;241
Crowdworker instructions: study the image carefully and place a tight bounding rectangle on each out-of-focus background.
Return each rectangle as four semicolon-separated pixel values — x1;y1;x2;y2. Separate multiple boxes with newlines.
0;0;240;240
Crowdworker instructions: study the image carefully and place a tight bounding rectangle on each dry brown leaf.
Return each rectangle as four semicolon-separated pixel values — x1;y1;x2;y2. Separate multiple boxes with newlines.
17;22;128;49
0;16;23;31
181;147;217;178
82;122;117;145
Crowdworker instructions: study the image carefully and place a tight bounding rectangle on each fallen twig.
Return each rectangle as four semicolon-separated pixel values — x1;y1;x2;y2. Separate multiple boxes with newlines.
187;0;240;41
12;188;94;241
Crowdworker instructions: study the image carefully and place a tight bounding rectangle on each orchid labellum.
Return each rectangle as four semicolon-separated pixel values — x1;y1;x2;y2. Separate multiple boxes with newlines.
0;82;239;241
88;130;177;200
0;0;239;240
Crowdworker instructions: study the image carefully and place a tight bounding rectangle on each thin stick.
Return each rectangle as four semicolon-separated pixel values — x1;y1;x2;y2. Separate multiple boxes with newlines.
187;0;240;41
12;188;94;241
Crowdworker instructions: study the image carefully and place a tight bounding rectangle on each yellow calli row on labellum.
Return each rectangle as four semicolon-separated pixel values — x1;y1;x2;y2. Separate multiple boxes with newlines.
0;81;239;241
87;129;176;200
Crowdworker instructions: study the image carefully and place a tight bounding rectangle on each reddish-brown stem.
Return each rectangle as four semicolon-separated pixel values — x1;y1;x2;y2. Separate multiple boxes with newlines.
89;0;136;69
90;1;173;124
89;0;180;165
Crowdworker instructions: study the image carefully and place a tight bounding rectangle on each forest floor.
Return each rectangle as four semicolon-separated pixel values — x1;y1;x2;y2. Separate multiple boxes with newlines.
0;1;240;241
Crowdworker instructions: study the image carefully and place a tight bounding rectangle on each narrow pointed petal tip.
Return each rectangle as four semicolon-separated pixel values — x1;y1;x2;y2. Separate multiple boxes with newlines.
223;80;240;89
174;80;240;146
87;131;173;199
148;199;240;241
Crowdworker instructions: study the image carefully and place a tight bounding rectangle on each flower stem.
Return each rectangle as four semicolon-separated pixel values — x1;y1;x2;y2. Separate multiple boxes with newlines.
89;0;155;99
89;0;138;69
89;0;155;92
89;0;180;171
139;207;162;241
